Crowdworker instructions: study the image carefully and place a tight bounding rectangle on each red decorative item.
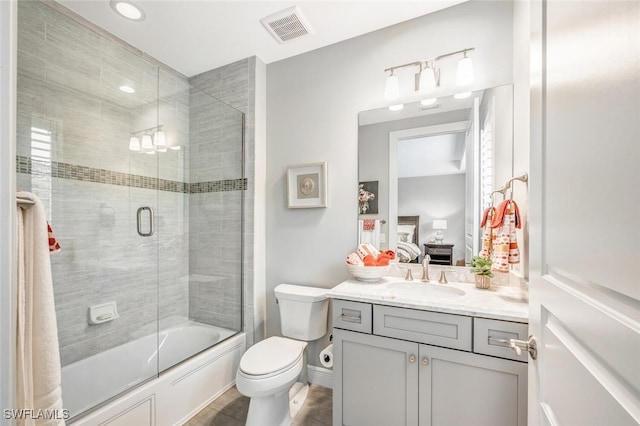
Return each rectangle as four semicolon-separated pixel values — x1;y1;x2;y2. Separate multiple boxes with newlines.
48;222;61;253
362;219;376;231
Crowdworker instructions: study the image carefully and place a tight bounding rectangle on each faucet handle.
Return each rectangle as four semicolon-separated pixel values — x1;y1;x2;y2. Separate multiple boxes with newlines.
405;268;414;281
439;270;450;284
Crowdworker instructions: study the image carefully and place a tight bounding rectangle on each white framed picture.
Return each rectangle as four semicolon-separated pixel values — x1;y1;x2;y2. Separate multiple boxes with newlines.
287;162;327;208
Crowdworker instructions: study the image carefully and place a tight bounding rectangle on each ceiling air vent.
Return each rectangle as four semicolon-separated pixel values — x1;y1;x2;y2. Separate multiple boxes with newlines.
261;6;313;44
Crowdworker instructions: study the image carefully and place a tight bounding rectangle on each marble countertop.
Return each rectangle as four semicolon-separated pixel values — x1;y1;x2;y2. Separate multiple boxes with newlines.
329;276;529;323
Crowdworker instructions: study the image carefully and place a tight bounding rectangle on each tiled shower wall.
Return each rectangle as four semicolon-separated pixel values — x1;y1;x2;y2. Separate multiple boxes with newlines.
189;58;256;346
188;86;244;331
16;1;249;365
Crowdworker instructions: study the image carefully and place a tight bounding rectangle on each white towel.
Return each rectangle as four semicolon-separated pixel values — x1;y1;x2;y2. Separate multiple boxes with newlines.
16;192;65;425
358;219;381;248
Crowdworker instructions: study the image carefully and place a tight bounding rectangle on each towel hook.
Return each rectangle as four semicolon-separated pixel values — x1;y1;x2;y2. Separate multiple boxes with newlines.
490;186;507;207
506;172;528;201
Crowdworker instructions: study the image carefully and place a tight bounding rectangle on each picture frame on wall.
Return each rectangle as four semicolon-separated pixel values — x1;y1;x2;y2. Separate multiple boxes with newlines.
287;162;328;208
358;180;378;214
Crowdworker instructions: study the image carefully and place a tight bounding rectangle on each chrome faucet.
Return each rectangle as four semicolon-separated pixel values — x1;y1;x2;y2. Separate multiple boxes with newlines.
421;255;431;282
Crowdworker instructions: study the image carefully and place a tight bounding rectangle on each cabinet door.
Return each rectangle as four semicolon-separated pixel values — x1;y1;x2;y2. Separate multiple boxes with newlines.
419;345;527;426
333;328;419;426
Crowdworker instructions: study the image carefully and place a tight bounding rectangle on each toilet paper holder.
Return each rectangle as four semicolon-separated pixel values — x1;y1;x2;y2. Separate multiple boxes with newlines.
319;343;333;368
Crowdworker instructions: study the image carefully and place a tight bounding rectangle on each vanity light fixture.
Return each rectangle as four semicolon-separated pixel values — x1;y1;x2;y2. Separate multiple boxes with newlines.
153;128;167;151
384;71;400;101
128;136;140;151
419;64;437;94
383;48;474;104
129;125;172;153
110;0;145;21
456;51;475;87
141;134;153;150
454;91;472;99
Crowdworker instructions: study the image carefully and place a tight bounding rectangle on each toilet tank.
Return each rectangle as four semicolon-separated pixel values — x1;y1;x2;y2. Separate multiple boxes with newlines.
275;284;329;341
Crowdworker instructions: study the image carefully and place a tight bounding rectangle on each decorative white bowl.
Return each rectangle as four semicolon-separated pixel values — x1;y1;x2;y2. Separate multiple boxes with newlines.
346;264;390;282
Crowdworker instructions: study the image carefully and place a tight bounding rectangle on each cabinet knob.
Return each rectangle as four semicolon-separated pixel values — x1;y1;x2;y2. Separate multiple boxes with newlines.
408;355;416;363
421;357;429;366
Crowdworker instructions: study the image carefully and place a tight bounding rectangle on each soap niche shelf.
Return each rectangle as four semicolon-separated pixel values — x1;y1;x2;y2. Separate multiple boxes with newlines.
88;301;119;325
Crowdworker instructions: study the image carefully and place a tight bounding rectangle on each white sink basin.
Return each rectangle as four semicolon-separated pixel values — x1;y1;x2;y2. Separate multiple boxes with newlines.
385;281;466;298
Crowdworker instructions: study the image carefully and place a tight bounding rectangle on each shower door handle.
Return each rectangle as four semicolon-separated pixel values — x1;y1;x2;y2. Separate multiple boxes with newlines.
137;206;154;237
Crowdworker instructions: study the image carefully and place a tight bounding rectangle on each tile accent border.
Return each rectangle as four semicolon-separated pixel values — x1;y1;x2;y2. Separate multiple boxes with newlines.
17;156;246;194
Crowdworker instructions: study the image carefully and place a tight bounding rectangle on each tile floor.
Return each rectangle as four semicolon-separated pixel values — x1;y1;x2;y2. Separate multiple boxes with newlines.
184;384;332;426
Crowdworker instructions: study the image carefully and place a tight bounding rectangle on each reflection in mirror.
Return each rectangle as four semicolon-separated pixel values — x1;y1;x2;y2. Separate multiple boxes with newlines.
358;85;513;265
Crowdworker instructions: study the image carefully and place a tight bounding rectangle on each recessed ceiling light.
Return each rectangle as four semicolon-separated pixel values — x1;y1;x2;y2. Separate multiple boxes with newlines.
110;0;145;21
388;104;404;111
119;85;135;94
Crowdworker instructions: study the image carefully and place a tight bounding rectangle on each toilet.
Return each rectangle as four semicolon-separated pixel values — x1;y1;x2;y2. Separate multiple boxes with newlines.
236;283;329;426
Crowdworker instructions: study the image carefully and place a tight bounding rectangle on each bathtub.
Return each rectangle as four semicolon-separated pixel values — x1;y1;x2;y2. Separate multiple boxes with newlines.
62;322;244;425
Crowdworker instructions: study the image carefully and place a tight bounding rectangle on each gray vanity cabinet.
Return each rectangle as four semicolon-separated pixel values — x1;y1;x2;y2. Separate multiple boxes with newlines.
333;329;419;426
419;344;527;426
332;300;528;426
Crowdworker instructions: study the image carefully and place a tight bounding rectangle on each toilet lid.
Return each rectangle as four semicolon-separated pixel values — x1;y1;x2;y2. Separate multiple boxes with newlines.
239;336;306;376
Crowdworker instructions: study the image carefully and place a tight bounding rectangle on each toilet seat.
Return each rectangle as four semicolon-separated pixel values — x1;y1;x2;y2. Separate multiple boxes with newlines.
239;336;306;378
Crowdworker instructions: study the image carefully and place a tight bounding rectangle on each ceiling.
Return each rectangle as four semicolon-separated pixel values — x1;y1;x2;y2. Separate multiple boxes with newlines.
398;132;467;179
57;0;466;77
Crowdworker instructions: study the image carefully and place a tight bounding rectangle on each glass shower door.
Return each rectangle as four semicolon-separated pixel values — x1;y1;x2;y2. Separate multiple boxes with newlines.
16;0;162;418
156;71;245;372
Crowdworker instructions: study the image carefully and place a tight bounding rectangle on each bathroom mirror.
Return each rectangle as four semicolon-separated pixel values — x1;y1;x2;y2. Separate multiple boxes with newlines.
358;84;514;265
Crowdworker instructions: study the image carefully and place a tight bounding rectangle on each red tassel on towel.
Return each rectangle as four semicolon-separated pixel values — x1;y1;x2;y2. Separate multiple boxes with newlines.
48;222;61;253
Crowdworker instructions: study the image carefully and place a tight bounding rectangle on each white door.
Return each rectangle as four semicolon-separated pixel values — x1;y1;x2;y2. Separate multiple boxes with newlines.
529;1;640;425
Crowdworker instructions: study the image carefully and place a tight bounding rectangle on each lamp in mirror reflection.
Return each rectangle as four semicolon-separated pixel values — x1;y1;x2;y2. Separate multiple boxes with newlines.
383;47;474;109
433;219;448;244
129;124;178;153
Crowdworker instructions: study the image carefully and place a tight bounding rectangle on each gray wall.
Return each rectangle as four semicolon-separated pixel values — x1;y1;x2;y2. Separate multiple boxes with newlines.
266;0;514;365
398;174;466;263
